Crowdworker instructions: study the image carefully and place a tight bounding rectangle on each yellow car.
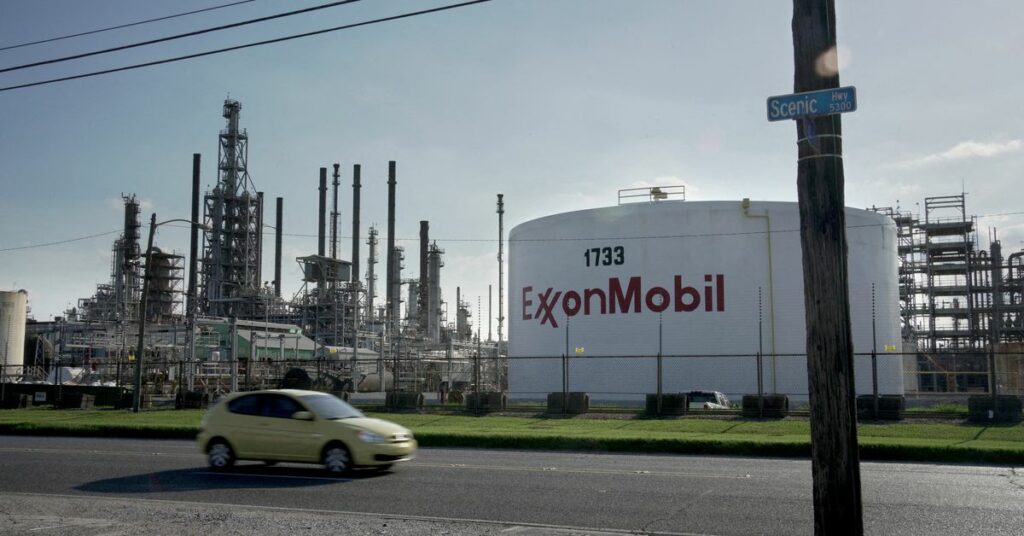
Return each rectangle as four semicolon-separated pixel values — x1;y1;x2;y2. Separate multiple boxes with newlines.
197;389;416;473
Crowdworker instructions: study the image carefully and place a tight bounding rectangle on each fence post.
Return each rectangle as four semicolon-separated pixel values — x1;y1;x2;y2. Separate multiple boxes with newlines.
228;317;238;393
871;283;879;419
758;287;764;417
989;345;997;417
562;321;569;414
375;348;382;395
657;313;663;415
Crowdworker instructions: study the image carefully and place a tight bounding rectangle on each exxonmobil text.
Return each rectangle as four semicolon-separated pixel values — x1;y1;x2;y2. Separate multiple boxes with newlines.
521;275;725;328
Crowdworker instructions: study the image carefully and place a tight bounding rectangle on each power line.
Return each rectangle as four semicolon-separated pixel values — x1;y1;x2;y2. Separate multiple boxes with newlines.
0;0;257;52
5;207;1023;253
0;0;494;92
0;0;363;74
0;230;121;252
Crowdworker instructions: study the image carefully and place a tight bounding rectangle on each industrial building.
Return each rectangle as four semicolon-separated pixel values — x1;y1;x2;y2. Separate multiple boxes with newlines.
508;192;904;401
871;194;1024;394
5;99;504;404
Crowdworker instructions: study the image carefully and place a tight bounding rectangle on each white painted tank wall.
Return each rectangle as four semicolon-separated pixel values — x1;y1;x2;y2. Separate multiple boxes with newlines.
508;200;901;401
1;290;29;375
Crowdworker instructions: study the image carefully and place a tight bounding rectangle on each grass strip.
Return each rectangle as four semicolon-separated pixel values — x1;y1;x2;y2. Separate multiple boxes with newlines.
1;408;1022;464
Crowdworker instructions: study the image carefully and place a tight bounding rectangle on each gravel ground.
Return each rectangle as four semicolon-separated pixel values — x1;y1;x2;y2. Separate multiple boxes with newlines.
0;493;646;536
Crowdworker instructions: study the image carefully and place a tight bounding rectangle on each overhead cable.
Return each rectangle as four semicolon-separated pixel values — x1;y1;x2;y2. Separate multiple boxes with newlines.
0;0;494;92
0;230;122;252
6;207;1022;253
0;0;362;74
0;0;257;52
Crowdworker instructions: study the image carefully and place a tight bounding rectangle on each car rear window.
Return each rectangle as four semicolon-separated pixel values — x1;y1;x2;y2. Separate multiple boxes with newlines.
227;394;261;416
263;394;303;419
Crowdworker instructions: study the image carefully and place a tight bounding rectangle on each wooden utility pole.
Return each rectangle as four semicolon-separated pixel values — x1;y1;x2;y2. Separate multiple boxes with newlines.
791;1;863;534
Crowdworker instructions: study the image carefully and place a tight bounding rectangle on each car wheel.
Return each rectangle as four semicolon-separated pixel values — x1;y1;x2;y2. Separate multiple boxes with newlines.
322;444;352;474
207;440;235;470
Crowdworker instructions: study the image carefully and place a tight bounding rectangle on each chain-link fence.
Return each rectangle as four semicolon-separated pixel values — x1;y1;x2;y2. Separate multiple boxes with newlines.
2;345;1022;411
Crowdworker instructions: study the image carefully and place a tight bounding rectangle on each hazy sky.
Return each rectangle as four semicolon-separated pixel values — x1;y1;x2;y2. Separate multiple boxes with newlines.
1;0;1022;326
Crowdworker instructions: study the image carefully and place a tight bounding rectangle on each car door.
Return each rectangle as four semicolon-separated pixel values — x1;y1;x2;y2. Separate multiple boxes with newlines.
225;393;273;459
260;393;320;462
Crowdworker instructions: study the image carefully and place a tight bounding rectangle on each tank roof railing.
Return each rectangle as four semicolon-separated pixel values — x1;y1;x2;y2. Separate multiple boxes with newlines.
617;185;685;205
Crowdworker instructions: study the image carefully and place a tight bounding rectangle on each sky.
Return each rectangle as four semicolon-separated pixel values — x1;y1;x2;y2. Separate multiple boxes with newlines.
1;0;1022;327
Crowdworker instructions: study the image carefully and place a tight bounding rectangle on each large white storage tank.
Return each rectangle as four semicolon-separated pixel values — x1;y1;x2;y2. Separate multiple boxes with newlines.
1;290;29;377
508;200;902;401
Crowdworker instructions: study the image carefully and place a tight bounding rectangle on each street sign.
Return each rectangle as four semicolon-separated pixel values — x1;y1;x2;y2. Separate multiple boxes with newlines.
767;86;856;122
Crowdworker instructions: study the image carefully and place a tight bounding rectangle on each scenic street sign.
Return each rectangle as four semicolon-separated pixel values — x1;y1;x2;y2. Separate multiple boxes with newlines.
766;86;857;122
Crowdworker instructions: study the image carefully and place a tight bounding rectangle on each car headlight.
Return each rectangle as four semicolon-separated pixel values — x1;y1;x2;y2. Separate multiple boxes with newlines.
357;430;386;444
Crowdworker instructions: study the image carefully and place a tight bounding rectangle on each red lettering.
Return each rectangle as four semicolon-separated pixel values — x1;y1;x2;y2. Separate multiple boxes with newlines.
674;275;700;312
521;274;724;327
536;288;562;327
717;274;725;311
704;274;713;312
584;288;606;315
610;277;641;313
645;286;670;313
562;291;581;317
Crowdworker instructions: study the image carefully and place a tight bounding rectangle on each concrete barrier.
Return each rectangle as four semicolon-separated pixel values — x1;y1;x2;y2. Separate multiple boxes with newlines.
546;392;590;414
465;392;507;412
386;391;424;410
741;394;789;418
645;393;688;416
856;395;905;421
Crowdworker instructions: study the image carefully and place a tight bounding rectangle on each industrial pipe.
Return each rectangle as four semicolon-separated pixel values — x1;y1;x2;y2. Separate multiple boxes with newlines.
352;164;361;283
318;167;327;257
187;154;201;317
274;197;283;297
386;161;396;333
419;220;429;334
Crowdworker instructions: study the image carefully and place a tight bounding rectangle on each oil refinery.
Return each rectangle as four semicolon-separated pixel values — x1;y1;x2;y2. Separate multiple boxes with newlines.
2;101;1023;408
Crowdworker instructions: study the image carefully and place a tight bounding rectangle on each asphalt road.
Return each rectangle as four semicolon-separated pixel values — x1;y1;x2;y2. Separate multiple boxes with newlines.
0;436;1021;535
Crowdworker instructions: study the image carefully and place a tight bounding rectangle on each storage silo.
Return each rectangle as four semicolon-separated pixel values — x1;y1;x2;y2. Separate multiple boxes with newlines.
508;199;901;401
0;290;29;377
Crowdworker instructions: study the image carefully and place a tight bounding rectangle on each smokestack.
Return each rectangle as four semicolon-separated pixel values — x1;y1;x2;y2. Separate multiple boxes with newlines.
351;164;361;284
187;153;201;317
318;167;327;257
331;164;340;260
256;191;264;286
419;221;429;333
497;193;505;343
386;161;397;333
274;197;283;297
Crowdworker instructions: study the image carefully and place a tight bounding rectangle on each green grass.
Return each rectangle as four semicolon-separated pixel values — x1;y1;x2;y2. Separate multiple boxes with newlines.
905;403;968;414
2;407;1022;463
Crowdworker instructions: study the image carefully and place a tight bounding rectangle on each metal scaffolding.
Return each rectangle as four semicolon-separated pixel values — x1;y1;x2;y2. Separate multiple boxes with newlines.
76;195;142;324
200;99;264;319
877;193;1024;393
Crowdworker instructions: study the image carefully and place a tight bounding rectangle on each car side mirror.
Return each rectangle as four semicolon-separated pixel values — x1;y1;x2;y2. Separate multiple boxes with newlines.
292;411;314;421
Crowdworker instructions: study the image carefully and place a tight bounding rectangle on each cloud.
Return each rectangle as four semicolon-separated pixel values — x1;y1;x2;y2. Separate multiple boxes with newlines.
893;139;1023;168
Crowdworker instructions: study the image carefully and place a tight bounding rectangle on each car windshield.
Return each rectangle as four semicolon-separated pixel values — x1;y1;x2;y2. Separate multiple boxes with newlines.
300;394;364;420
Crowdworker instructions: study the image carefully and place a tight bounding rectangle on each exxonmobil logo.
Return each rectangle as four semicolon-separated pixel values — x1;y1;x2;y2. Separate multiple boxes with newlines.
521;275;725;328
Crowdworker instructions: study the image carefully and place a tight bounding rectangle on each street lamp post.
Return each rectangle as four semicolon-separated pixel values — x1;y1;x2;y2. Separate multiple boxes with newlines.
133;215;209;413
